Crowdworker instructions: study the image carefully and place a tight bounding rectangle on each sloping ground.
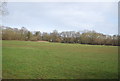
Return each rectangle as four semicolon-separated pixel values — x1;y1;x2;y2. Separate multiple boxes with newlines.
2;40;118;79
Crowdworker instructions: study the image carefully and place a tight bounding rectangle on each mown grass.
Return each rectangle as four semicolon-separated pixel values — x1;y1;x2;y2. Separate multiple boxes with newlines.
2;40;118;79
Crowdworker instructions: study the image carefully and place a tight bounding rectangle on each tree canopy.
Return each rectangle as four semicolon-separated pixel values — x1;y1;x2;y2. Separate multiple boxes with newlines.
1;26;119;46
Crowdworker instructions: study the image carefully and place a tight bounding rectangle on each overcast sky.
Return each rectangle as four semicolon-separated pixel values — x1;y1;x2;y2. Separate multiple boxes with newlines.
2;2;118;35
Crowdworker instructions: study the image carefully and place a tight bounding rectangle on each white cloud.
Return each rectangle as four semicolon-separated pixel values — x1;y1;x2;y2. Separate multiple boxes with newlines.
3;2;118;34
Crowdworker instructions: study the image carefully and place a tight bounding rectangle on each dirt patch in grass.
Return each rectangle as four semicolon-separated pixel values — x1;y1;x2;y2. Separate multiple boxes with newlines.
35;41;48;42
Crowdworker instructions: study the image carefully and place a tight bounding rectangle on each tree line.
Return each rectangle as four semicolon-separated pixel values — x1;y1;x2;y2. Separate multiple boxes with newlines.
1;26;120;46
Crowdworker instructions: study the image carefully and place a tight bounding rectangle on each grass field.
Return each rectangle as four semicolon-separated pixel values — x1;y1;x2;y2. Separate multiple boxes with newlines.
2;40;118;79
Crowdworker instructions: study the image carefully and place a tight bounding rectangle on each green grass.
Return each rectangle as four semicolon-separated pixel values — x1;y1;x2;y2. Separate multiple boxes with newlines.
2;40;118;79
0;40;2;79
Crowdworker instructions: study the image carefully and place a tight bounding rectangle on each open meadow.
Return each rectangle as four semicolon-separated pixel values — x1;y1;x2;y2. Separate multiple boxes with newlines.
2;40;118;79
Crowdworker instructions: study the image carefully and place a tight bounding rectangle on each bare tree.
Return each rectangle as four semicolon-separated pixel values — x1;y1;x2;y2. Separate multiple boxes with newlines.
0;1;8;16
1;26;119;46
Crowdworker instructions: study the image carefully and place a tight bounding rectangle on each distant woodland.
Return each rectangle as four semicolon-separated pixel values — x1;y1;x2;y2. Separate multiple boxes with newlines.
1;26;120;46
